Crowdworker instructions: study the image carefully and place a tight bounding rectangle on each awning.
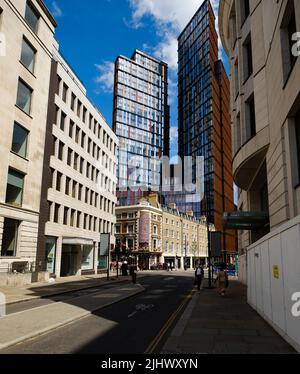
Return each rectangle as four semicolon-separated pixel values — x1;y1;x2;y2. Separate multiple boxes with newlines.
222;212;269;230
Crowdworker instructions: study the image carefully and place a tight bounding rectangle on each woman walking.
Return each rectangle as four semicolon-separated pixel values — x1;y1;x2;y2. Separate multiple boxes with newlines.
215;263;228;296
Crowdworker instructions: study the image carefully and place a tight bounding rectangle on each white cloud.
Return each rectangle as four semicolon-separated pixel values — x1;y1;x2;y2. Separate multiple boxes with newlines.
51;1;62;17
128;0;223;69
95;61;115;94
170;126;178;143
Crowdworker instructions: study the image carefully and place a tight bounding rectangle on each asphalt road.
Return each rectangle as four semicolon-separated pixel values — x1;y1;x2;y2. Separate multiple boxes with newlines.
1;271;195;354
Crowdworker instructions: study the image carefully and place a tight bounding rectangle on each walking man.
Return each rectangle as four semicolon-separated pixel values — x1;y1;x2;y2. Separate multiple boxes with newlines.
195;264;204;291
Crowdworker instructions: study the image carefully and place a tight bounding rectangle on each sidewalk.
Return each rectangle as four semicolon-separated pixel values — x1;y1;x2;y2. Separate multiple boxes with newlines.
162;280;297;354
0;273;132;305
0;282;145;350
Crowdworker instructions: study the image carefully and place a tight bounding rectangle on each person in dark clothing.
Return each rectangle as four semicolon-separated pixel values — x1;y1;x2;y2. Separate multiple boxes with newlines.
195;265;204;291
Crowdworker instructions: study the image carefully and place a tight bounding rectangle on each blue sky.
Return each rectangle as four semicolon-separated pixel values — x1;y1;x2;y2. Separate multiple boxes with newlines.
44;0;226;158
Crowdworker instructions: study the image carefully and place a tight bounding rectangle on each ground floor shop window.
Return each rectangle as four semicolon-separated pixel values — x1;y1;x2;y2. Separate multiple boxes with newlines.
45;237;56;273
1;218;19;257
81;245;94;270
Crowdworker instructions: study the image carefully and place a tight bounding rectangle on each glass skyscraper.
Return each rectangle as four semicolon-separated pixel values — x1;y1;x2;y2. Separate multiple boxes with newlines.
177;0;236;257
113;50;169;206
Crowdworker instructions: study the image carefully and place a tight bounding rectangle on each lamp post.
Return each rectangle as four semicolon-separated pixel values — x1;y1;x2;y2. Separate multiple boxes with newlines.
204;194;212;289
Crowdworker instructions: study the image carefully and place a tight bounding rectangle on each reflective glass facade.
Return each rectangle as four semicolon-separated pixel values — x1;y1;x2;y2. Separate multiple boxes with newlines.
113;51;169;206
177;0;236;255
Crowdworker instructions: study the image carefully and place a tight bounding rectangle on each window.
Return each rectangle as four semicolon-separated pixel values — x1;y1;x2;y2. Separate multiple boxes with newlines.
70;210;75;227
116;225;121;234
1;218;19;257
20;38;36;73
60;112;66;131
65;177;71;195
6;169;24;207
56;172;62;192
77;212;81;228
54;204;60;223
78;184;83;200
62;83;68;103
69;120;74;138
58;141;64;161
16;79;32;114
240;0;250;25
11;122;28;158
67;148;72;166
153;225;157;235
281;0;297;83
243;36;253;80
24;1;39;33
246;96;256;140
77;100;82;117
71;93;76;111
63;207;69;225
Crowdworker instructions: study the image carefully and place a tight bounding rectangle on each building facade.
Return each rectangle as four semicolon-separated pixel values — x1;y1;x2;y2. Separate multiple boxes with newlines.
0;0;56;281
113;50;170;206
177;0;236;258
115;194;209;270
219;0;300;352
36;45;118;278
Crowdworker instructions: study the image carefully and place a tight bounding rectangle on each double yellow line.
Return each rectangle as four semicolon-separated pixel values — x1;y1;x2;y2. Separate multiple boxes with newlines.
145;288;196;354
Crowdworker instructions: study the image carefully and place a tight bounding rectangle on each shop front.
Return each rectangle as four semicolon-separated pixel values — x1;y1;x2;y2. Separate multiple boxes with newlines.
61;238;95;277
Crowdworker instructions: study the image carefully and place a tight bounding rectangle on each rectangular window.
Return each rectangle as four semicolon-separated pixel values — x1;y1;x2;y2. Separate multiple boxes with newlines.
71;93;76;111
25;1;39;33
246;96;256;140
70;210;75;227
243;36;253;81
16;79;32;114
72;181;77;198
58;141;64;161
11;122;28;158
60;112;66;131
63;207;69;225
20;38;36;73
62;83;68;103
281;0;297;83
78;184;83;200
1;218;19;257
6;169;24;207
77;100;82;118
45;237;56;274
67;148;72;166
65;177;71;195
69;120;74;138
77;212;81;228
54;204;60;223
56;171;62;192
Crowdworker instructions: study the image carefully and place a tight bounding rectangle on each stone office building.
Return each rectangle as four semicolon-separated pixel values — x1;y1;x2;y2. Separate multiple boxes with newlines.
219;0;300;352
0;0;56;283
36;44;118;278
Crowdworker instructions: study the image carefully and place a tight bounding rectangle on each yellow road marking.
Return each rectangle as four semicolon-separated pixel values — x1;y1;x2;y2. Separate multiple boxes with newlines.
145;288;196;354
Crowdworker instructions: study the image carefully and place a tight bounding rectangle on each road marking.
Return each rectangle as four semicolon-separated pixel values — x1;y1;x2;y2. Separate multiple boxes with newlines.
128;304;154;318
163;277;175;281
144;288;196;354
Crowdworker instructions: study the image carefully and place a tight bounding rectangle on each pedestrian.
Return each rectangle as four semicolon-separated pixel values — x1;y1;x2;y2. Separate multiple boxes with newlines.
214;263;229;296
194;264;204;291
167;262;170;272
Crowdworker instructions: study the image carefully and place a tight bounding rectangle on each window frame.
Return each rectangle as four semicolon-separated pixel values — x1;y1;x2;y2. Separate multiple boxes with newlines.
11;122;29;159
20;37;36;74
24;1;40;34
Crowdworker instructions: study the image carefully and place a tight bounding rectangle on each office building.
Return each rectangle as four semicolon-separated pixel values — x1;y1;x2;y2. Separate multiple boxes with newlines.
0;0;56;284
219;0;300;352
178;0;236;258
37;44;118;278
113;50;170;206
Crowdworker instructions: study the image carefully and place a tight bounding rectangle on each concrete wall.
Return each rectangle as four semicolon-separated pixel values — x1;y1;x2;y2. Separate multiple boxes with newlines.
247;215;300;353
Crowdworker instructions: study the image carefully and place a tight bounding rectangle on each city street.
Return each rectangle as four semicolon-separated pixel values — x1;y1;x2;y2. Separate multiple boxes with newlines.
0;271;195;354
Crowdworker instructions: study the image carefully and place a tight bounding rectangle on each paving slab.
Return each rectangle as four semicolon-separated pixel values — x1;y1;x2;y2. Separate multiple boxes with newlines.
162;280;297;354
